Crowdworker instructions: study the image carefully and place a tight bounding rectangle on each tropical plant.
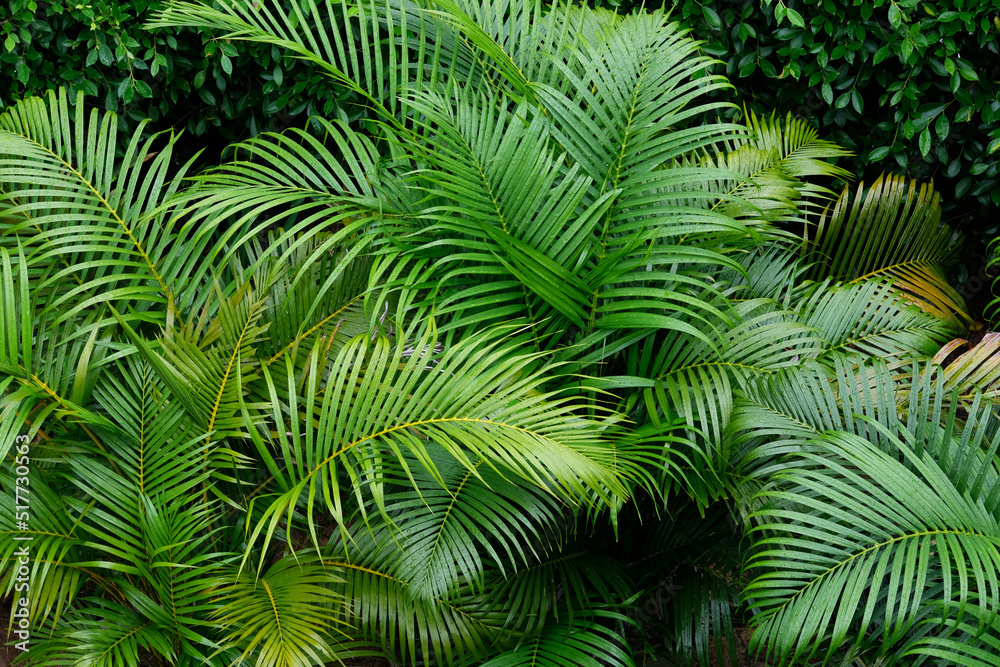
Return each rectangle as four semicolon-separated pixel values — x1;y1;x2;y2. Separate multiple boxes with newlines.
0;0;994;666
0;0;361;154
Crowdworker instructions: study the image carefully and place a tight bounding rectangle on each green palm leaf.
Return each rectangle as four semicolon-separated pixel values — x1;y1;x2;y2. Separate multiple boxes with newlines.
631;299;819;430
477;538;634;637
747;423;1000;665
116;280;270;440
671;568;741;667
0;456;86;628
925;333;1000;403
325;556;505;665
162;117;386;314
896;608;1000;667
426;0;610;101
680;110;850;230
0;245;32;377
251;235;373;367
532;12;736;194
730;356;903;479
213;556;349;667
362;446;572;601
243;322;629;571
478;609;635;667
0;89;191;324
10;357;241;660
797;278;954;363
581;299;819;504
801;173;970;330
396;84;610;338
27;599;177;667
148;0;478;126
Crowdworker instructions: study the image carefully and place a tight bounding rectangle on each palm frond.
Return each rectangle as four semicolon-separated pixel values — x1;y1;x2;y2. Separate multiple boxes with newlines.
925;333;1000;404
715;243;810;303
582;299;820;504
0;456;87;628
747;422;1000;665
895;607;1000;667
801;173;970;330
395;84;608;339
162;117;387;314
0;89;189;325
148;0;482;126
0;245;32;376
247;233;374;365
116;280;270;439
325;556;505;665
683;110;851;230
213;556;349;667
428;0;616;101
26;599;177;667
479;543;634;637
532;12;737;194
244;323;629;570
670;568;742;667
728;356;903;502
361;446;573;601
797;278;955;363
631;298;819;432
477;608;635;667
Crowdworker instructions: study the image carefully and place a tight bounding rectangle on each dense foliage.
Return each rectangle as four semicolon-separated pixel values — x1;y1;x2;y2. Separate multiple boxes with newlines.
0;0;356;147
6;0;999;290
2;0;1000;666
661;0;1000;259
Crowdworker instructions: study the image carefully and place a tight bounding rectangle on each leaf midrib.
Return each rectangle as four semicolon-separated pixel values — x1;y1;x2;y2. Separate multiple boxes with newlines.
759;526;991;619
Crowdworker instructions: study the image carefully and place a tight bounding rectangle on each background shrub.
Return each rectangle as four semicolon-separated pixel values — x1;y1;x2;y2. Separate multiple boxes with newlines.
0;0;358;163
639;0;1000;308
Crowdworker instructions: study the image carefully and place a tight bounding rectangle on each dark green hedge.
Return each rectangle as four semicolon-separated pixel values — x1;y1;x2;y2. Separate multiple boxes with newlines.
657;0;1000;247
0;0;357;158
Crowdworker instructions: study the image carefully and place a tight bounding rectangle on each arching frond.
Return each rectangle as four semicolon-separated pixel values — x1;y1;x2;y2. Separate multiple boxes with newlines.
243;323;629;570
801;173;970;330
325;557;506;665
213;556;349;667
161;117;388;314
0;89;191;325
360;446;572;601
586;299;820;503
396;85;603;338
532;12;737;195
116;280;270;439
0;457;87;628
684;110;851;229
25;599;178;667
148;0;497;125
797;279;954;363
927;333;1000;403
479;544;634;637
747;423;1000;665
715;243;810;303
0;245;32;377
478;609;635;667
728;356;903;499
